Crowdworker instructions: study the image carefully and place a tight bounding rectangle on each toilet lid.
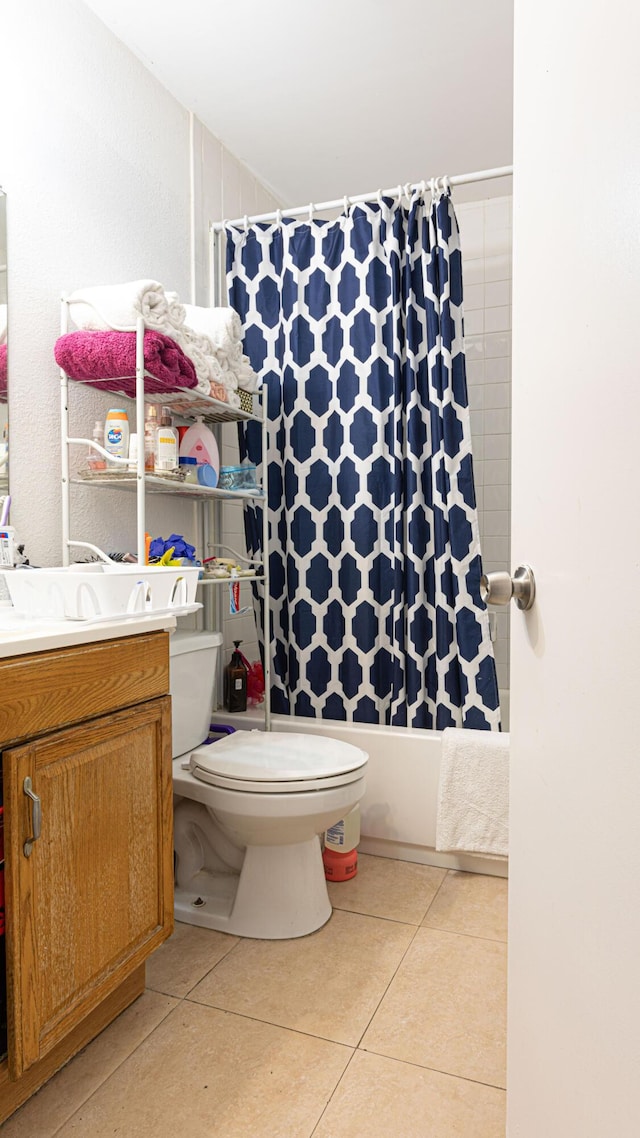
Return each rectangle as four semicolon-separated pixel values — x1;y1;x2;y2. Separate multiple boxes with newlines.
190;730;368;785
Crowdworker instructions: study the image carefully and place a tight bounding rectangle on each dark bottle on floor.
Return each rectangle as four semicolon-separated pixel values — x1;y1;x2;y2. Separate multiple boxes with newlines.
224;640;248;712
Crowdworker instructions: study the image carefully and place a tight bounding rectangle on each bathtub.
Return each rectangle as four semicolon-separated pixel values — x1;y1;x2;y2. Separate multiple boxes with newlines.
214;694;509;879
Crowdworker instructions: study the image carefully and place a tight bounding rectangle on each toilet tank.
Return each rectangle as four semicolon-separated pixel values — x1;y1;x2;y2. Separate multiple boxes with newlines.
169;629;223;757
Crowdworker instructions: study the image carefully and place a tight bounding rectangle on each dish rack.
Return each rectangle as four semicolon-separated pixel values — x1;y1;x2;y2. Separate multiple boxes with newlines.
3;562;201;622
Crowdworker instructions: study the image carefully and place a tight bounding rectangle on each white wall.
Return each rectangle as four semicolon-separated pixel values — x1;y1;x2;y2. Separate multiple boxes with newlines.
0;0;278;571
192;119;281;307
508;2;640;1134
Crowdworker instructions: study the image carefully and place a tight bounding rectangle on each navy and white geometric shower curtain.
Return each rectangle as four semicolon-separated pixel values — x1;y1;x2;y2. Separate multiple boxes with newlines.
226;187;500;730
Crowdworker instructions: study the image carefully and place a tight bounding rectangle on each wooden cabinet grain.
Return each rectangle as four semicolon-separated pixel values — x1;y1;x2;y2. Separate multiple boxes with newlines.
0;631;173;1123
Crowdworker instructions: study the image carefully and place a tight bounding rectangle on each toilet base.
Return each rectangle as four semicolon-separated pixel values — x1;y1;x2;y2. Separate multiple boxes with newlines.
174;834;332;939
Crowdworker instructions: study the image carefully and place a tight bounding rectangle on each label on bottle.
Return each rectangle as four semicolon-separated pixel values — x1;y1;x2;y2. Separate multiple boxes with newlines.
155;430;178;473
234;678;243;690
325;822;345;847
107;427;123;446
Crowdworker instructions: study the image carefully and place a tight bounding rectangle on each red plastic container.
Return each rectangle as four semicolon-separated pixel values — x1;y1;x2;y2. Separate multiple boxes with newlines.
322;845;358;881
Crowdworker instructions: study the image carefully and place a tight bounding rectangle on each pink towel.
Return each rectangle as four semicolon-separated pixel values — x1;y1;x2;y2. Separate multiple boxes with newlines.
0;345;6;396
54;330;198;397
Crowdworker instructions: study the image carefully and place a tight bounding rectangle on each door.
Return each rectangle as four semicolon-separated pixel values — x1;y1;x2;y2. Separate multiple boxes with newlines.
508;3;640;1134
3;697;173;1079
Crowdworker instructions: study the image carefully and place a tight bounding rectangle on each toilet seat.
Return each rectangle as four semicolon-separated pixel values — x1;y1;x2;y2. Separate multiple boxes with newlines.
189;730;368;795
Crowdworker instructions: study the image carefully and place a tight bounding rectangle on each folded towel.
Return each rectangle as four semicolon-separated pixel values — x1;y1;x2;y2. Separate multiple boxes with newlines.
54;330;198;397
209;382;229;403
67;280;186;337
0;344;6;396
436;728;509;857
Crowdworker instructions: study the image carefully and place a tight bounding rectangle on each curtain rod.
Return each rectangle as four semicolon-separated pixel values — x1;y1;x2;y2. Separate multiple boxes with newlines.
211;164;513;232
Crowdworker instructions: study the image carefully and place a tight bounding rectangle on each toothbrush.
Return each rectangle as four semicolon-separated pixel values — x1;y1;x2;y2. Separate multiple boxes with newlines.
0;495;10;527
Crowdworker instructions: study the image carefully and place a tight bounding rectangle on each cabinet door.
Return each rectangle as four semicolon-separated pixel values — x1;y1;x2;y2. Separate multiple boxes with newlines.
3;696;173;1079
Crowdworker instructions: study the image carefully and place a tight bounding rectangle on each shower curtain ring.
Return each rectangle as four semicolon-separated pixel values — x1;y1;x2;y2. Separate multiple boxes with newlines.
429;177;437;200
376;189;383;206
397;184;403;203
276;208;282;227
243;215;249;232
343;195;350;214
420;179;427;197
308;202;314;222
403;182;412;201
442;174;451;196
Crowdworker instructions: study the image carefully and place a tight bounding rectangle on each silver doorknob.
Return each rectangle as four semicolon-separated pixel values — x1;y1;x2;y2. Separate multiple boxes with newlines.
480;564;536;611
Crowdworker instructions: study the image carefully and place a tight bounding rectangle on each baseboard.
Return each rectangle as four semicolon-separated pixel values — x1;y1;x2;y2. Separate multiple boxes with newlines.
358;836;508;878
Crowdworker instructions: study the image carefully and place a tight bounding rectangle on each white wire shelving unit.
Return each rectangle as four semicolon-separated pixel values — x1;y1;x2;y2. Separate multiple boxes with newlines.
59;296;271;726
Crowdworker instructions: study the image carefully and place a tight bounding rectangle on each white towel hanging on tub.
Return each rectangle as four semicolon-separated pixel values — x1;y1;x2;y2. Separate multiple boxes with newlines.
436;728;509;857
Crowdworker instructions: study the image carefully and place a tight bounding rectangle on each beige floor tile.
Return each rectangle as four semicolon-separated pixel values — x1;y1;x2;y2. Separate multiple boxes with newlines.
361;927;507;1087
145;919;240;998
188;908;415;1046
423;871;508;942
313;1050;506;1138
0;991;178;1138
327;853;447;924
55;1002;352;1138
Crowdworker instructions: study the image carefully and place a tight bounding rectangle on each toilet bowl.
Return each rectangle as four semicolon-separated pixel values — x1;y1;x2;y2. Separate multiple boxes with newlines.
169;632;368;939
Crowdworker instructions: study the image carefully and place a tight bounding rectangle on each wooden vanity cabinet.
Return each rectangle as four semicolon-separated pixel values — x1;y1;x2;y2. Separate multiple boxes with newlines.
0;630;174;1124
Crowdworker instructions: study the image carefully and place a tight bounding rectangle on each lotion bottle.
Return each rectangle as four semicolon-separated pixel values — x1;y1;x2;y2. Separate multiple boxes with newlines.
104;409;129;468
154;407;178;473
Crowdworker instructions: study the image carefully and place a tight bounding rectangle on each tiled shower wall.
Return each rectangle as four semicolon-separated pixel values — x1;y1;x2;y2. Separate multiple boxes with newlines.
456;195;513;695
219;195;513;698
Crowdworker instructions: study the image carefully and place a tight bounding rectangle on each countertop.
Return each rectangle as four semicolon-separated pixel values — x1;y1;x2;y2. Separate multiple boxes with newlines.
0;609;178;658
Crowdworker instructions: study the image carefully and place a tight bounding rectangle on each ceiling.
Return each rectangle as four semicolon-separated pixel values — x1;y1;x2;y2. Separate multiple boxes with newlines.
83;0;513;208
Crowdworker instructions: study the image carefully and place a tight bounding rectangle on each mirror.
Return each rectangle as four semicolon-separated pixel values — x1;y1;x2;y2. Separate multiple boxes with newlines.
0;190;6;493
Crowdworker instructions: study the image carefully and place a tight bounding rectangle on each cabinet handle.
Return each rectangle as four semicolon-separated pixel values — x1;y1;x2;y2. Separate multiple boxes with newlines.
23;776;42;858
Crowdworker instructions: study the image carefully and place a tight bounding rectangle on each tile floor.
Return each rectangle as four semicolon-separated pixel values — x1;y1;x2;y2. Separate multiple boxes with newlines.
1;856;508;1138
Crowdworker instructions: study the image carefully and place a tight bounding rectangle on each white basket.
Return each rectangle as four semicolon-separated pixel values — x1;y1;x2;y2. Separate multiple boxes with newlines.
5;564;201;621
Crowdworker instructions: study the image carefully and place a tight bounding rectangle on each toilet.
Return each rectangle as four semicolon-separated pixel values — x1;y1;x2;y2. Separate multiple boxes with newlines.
169;630;368;939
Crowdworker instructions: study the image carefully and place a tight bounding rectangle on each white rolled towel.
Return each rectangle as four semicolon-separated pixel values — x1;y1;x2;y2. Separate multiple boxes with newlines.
436;727;509;857
235;354;259;394
67;280;186;336
182;304;242;351
166;294;186;331
179;326;221;395
207;344;258;394
181;304;260;392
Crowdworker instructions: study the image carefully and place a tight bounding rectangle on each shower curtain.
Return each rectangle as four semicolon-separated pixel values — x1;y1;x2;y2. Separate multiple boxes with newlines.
226;187;500;730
